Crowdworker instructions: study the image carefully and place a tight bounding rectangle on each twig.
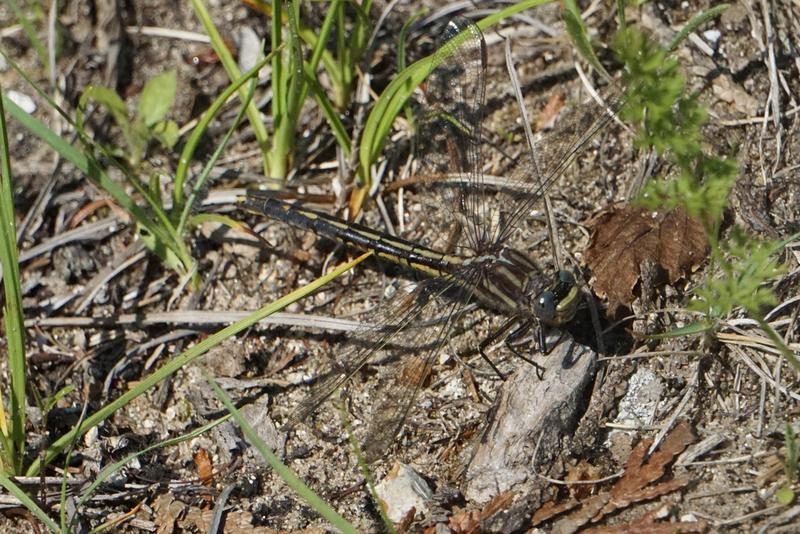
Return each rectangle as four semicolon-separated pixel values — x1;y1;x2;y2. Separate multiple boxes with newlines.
731;345;800;402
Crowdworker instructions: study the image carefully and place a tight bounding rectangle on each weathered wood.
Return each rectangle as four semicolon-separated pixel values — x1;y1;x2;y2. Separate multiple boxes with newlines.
464;338;597;504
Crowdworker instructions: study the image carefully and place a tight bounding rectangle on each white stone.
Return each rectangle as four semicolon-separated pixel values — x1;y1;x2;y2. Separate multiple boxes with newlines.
7;90;36;113
703;30;721;45
375;462;433;522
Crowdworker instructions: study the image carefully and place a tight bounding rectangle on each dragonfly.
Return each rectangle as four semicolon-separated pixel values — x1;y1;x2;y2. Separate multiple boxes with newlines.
244;18;618;461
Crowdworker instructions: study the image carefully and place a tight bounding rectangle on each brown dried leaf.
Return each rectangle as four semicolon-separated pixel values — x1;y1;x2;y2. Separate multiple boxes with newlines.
610;421;695;503
584;205;707;316
193;448;214;486
611;476;691;511
531;497;582;525
536;92;566;131
551;494;610;534
480;490;515;519
449;508;482;534
584;509;707;534
639;421;696;478
395;506;416;534
544;422;696;530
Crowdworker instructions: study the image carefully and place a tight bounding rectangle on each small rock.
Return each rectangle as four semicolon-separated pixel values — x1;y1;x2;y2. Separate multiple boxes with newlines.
239;396;286;458
84;426;99;448
7;90;36;113
611;367;663;428
375;462;433;523
236;26;261;73
703;29;721;45
713;75;760;116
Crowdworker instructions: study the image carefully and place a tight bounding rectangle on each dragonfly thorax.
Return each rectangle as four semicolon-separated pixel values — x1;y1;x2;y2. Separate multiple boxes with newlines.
467;246;566;320
470;247;578;326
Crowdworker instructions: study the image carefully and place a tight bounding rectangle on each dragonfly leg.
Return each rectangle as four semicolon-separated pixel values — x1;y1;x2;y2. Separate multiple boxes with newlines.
537;324;565;356
478;317;520;381
505;319;545;379
479;317;550;380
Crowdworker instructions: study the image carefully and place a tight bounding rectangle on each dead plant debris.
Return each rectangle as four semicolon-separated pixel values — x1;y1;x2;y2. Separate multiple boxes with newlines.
532;420;698;533
425;490;516;534
583;205;707;316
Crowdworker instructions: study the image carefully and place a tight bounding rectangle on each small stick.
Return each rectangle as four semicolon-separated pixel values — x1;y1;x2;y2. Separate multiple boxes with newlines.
504;37;564;271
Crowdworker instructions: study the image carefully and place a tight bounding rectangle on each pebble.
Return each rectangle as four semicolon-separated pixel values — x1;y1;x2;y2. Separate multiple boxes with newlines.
7;90;36;113
375;462;433;523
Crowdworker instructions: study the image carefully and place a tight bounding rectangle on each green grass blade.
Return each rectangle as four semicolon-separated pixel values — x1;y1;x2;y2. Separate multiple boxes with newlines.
267;0;306;181
286;0;306;116
645;319;714;339
5;0;49;70
0;51;195;274
754;316;800;374
186;212;253;234
2;96;193;271
563;0;610;80
174;53;273;208
338;403;394;531
307;0;342;81
176;78;257;234
190;0;270;176
0;474;59;532
668;4;729;52
304;62;351;156
359;0;553;181
617;0;627;32
25;252;372;476
397;9;427;127
0;88;27;473
204;373;358;533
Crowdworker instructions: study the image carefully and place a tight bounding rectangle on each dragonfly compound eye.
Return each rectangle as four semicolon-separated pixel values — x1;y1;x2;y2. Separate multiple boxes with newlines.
534;291;557;323
557;270;576;286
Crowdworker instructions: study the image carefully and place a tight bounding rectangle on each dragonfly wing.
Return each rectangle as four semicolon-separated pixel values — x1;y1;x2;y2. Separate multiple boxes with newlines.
496;86;628;245
415;18;630;254
413;18;496;253
361;265;482;461
283;271;471;436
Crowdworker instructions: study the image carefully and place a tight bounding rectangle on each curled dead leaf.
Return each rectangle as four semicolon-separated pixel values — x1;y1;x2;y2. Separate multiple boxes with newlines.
193;448;214;486
583;205;707;316
566;460;603;500
449;508;482;534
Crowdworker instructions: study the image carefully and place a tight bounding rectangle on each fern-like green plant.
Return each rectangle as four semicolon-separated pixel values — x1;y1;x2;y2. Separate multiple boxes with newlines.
568;3;797;369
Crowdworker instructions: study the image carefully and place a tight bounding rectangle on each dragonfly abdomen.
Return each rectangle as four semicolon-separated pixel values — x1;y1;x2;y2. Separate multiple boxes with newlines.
244;194;467;278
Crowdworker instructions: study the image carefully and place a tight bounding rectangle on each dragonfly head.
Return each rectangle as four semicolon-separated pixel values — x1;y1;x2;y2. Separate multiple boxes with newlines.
533;270;579;326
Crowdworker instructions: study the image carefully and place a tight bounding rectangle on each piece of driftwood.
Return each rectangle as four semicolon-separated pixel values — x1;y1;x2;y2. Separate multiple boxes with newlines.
464;337;597;504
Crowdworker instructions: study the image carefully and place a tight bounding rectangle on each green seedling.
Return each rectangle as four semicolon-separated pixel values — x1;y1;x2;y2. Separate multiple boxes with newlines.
77;70;179;168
